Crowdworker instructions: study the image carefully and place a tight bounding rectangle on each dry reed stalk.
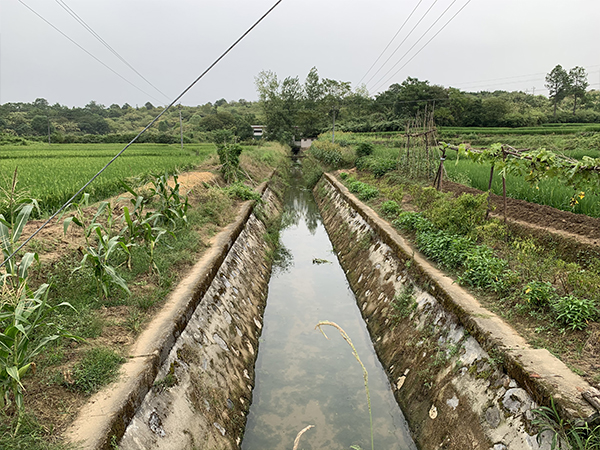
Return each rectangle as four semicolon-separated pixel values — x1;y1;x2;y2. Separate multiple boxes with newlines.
315;320;374;450
292;424;315;450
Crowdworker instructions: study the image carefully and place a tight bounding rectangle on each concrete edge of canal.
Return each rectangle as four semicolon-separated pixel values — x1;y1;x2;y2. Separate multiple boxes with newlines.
66;174;283;450
314;172;598;450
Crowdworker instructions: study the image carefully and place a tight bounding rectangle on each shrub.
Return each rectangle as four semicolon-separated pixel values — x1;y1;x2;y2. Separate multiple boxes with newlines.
309;141;343;167
380;200;401;218
426;192;489;236
348;180;379;201
523;281;557;309
355;142;374;158
553;295;596;330
356;156;397;177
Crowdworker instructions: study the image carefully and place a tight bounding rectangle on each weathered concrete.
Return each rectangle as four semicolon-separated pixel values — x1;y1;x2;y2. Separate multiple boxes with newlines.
314;173;596;450
66;181;281;450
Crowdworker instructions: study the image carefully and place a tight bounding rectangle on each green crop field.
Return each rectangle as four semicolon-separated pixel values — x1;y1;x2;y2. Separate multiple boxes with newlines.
0;143;216;215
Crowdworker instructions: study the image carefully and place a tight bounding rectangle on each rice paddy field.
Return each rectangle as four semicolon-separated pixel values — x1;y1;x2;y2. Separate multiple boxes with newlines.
0;143;216;215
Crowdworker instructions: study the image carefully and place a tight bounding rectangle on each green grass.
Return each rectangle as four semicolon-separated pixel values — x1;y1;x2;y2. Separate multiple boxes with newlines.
443;150;600;217
0;143;215;215
68;347;124;394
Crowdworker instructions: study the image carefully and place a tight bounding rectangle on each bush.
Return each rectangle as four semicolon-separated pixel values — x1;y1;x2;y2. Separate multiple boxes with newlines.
426;192;489;236
380;200;400;218
523;281;557;309
553;295;596;330
348;180;379;201
355;142;374;158
356;156;397;177
309;141;343;167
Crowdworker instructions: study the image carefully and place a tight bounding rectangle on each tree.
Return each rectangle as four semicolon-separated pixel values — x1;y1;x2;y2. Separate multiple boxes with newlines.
569;66;588;114
545;65;570;119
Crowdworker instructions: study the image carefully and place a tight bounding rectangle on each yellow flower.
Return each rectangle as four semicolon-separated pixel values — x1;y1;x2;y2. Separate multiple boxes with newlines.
578;191;585;199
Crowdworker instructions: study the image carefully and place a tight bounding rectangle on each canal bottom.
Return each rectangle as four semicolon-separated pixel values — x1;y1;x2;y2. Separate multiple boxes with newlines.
241;167;416;450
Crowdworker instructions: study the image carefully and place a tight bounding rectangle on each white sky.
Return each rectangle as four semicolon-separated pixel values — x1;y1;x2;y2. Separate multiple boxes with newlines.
1;0;598;107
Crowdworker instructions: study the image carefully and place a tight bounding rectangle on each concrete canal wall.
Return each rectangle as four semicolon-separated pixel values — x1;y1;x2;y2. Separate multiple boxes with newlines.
67;180;282;450
314;173;597;450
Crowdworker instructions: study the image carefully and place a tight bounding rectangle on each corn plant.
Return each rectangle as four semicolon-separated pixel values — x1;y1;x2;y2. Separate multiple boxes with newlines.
64;197;130;299
0;169;40;289
0;282;75;434
147;172;189;228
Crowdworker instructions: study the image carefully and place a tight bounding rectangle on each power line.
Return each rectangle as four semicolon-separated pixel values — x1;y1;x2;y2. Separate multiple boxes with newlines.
369;0;460;91
0;0;284;270
364;0;441;87
54;0;171;103
372;0;473;93
357;0;424;85
17;0;163;104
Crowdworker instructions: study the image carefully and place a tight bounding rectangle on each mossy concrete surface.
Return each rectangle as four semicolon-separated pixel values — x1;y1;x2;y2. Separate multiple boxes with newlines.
314;173;596;450
66;181;281;450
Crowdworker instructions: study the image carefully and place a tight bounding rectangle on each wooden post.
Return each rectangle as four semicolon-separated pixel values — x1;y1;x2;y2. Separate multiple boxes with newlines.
434;148;446;190
486;164;494;220
502;149;507;223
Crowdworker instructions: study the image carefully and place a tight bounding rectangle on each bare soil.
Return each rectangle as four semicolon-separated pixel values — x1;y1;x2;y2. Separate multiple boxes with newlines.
442;180;600;247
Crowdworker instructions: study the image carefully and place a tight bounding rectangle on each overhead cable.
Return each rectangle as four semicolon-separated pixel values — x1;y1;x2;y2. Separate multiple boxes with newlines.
364;0;441;87
369;0;459;91
372;0;473;93
54;0;171;102
17;0;163;104
357;0;424;85
0;0;284;270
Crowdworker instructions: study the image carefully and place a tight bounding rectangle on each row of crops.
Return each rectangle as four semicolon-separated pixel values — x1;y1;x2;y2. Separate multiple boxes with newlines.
0;143;216;215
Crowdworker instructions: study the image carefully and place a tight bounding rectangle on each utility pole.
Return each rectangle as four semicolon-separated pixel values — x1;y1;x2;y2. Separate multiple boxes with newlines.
331;107;337;143
179;107;183;149
532;86;536;96
48;117;51;145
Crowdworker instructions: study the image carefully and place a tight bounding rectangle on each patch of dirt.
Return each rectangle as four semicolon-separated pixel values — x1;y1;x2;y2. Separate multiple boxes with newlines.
442;180;600;247
15;171;219;266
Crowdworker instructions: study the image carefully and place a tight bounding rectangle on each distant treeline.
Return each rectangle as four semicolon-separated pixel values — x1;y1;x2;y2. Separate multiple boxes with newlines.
0;98;262;144
2;70;600;144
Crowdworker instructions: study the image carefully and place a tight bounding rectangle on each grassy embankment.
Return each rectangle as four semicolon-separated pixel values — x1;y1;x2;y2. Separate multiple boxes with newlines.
0;141;288;449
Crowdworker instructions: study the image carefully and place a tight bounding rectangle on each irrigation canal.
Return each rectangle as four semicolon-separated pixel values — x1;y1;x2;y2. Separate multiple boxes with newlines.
242;164;416;450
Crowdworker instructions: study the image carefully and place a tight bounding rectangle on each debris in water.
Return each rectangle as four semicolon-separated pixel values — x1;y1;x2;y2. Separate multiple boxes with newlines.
429;405;438;419
312;258;331;265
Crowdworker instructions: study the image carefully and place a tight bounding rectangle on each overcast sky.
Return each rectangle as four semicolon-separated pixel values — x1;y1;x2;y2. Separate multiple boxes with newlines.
1;0;598;107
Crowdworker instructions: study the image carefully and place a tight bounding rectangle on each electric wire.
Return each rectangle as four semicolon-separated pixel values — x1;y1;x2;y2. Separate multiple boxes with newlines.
54;0;171;103
364;0;440;87
0;0;284;270
17;0;163;104
372;0;473;93
369;0;459;91
357;0;424;85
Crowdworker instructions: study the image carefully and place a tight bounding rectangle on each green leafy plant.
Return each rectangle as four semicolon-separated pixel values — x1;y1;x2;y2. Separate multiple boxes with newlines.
147;172;189;228
0;283;75;433
64;199;130;299
0;169;40;289
523;281;557;309
553;295;596;330
533;398;600;449
392;284;417;320
380;200;401;218
222;182;262;201
309;141;344;167
348;180;379;201
355;142;374;158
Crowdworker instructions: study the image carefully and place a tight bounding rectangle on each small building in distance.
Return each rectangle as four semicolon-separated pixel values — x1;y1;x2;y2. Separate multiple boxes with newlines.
251;125;265;139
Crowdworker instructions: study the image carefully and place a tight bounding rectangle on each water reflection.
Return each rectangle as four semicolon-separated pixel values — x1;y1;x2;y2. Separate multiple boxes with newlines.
242;163;416;450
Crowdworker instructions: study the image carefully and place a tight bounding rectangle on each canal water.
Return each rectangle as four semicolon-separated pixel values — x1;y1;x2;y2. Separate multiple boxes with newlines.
242;165;416;450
